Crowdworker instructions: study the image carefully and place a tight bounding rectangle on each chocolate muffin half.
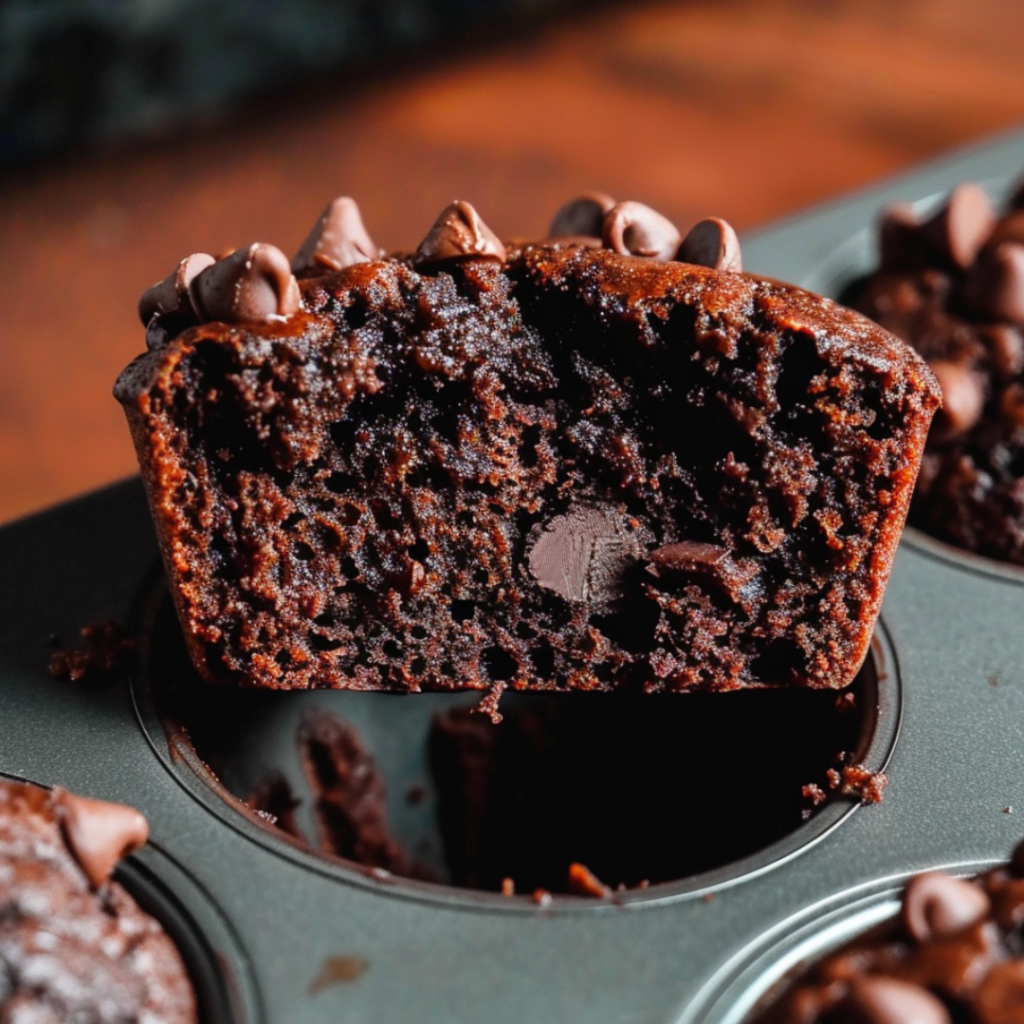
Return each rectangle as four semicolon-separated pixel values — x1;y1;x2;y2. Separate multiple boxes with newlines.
116;198;939;692
0;778;197;1024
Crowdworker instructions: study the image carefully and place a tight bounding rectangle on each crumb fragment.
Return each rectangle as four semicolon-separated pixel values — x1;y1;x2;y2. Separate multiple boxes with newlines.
472;682;506;724
308;955;369;994
826;761;888;804
48;619;135;682
833;691;857;713
500;877;515;897
531;888;552;907
567;861;612;899
801;783;827;807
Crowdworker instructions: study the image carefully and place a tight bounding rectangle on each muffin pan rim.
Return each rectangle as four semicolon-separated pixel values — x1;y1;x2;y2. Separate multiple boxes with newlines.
677;856;999;1024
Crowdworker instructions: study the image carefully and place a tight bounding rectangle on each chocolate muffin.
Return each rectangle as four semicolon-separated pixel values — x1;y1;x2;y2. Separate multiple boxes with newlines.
0;777;197;1023
116;196;939;692
751;841;1024;1023
846;178;1024;565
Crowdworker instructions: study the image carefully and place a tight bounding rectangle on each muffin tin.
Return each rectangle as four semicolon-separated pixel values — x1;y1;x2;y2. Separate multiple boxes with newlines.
5;128;1024;1022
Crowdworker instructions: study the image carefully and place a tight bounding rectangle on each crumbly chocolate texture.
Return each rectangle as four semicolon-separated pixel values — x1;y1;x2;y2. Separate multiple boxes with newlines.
847;179;1024;564
751;843;1024;1024
117;206;938;692
0;779;196;1024
48;618;135;682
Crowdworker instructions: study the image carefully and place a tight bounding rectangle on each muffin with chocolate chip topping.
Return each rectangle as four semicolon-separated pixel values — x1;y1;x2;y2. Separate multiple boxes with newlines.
0;777;197;1024
846;176;1024;565
116;194;938;692
751;840;1024;1023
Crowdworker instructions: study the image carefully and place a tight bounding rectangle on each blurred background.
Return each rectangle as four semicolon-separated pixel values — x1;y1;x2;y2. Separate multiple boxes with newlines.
3;0;1024;524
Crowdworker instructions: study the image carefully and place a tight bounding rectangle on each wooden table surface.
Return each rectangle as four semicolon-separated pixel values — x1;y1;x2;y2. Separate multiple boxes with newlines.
3;0;1024;525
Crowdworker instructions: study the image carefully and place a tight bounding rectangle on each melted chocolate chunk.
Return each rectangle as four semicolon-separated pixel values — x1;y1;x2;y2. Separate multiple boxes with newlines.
527;507;642;604
647;540;758;605
55;789;149;888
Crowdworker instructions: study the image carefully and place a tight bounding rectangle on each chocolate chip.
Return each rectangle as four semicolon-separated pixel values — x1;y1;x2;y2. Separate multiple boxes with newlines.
54;788;149;888
878;202;924;270
292;197;382;277
647;540;757;604
920;182;995;269
928;360;985;437
549;192;616;238
1000;382;1024;430
190;243;301;323
973;961;1024;1024
964;242;1024;324
984;324;1024;378
415;201;506;265
527;507;641;604
138;252;215;325
837;977;951;1024
986;209;1024;249
602;201;681;261
677;218;742;272
901;870;990;942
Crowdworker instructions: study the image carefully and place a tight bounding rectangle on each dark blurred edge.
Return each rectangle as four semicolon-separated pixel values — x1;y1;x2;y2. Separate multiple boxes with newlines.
0;0;606;172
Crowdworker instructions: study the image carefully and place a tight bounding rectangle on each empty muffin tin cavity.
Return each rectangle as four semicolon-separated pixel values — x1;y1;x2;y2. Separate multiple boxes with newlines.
135;587;899;906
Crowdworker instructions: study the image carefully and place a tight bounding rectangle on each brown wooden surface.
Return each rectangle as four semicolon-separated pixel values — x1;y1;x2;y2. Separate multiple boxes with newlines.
4;0;1024;524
